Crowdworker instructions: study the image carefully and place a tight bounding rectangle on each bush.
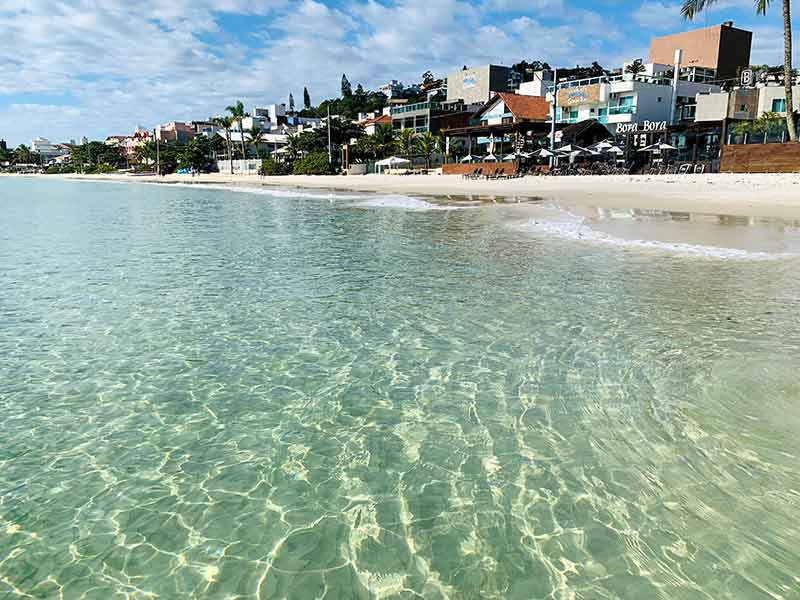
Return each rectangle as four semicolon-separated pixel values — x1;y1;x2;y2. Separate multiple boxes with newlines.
45;164;76;174
260;159;292;176
292;152;335;175
85;164;117;174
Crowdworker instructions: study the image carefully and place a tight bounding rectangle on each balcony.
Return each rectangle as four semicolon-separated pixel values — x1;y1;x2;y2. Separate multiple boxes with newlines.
609;105;636;115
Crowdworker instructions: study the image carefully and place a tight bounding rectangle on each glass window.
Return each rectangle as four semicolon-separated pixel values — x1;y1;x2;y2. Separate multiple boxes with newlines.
772;98;787;112
598;107;608;117
618;96;634;108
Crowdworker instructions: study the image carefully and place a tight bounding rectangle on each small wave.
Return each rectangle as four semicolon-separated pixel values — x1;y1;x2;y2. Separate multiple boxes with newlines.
345;196;475;210
521;213;797;261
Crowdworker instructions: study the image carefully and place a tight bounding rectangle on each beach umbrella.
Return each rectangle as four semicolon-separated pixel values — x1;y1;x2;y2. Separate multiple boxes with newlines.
460;154;476;163
591;140;614;151
606;145;624;155
375;155;411;173
503;153;520;161
531;148;555;158
376;156;411;166
483;153;498;162
638;143;677;152
556;144;589;154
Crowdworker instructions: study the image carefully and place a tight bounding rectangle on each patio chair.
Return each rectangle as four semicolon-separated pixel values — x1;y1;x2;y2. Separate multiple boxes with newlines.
694;164;705;174
678;163;692;175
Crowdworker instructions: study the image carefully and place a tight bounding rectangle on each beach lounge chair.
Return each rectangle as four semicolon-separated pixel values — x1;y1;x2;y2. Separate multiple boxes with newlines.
694;164;705;174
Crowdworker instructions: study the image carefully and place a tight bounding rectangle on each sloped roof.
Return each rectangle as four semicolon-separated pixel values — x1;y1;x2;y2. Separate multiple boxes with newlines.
362;114;392;127
475;92;551;122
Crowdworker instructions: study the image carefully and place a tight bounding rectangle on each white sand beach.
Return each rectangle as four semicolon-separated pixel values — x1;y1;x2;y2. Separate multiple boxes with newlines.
7;172;800;219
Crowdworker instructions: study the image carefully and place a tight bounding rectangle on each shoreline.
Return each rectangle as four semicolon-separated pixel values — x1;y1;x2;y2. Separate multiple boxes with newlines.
5;171;800;219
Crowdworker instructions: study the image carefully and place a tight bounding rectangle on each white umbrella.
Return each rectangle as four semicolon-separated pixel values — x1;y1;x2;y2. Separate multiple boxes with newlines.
503;153;520;161
460;154;476;163
556;144;590;154
376;156;411;166
592;140;614;150
606;146;624;155
638;143;677;152
531;148;555;158
483;153;498;162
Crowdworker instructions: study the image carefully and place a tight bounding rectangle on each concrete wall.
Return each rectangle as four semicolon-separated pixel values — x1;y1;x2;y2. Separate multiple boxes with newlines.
447;65;511;104
757;85;800;115
649;24;751;80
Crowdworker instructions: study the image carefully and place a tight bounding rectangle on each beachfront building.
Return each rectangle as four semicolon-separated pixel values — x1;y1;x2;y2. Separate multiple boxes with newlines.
31;137;63;159
446;65;516;106
649;21;752;81
549;64;720;135
156;122;195;143
390;100;471;134
517;70;554;98
441;92;552;157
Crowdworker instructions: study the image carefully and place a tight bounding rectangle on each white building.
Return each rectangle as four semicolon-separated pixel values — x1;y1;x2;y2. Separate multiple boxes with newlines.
379;80;404;99
547;63;720;134
31;137;62;158
517;70;554;98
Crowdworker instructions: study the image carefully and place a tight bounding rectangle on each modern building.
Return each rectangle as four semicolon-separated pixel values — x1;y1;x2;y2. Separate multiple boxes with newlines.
694;88;760;123
517;70;554;98
390;100;470;134
156;122;195;143
649;22;752;81
549;63;720;135
31;137;63;159
0;140;7;151
447;65;515;105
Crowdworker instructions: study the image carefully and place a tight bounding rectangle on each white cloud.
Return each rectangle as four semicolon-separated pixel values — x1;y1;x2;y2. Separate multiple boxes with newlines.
633;1;683;30
0;0;791;146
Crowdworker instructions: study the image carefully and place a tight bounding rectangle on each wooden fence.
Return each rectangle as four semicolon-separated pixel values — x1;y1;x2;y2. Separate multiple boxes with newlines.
720;143;800;173
442;161;519;176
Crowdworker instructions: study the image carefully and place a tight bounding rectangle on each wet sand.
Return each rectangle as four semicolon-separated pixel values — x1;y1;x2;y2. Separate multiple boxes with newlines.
22;171;800;220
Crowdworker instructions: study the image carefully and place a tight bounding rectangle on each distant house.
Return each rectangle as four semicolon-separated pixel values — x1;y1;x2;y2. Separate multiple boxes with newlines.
473;92;551;127
156;122;195;143
361;114;392;135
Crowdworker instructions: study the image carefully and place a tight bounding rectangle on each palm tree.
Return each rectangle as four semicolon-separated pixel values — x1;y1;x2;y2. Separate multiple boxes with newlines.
415;131;437;169
286;134;302;161
248;125;264;158
396;128;416;159
682;0;796;141
226;100;250;160
212;116;235;174
373;124;396;159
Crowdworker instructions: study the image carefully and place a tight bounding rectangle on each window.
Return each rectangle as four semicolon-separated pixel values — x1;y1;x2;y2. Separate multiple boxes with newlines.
772;98;787;113
657;97;662;103
740;104;747;112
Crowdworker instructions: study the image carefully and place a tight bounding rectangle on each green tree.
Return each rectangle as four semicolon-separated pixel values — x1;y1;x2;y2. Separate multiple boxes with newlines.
304;86;312;110
248;124;264;158
226;100;250;160
625;61;646;75
373;124;397;158
14;144;33;164
212;116;235;173
341;74;352;97
179;136;213;170
682;0;796;141
396;129;416;159
415;131;437;168
293;152;336;175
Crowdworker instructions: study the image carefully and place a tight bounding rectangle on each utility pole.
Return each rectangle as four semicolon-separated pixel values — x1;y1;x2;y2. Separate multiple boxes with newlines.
669;49;682;126
550;68;558;168
327;105;333;166
155;128;161;176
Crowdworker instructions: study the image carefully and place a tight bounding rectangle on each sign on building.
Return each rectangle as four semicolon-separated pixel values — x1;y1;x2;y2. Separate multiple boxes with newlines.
740;69;754;87
616;120;667;134
557;84;602;108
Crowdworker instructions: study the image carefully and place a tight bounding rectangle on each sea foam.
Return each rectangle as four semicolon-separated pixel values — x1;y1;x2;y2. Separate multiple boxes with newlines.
521;209;798;261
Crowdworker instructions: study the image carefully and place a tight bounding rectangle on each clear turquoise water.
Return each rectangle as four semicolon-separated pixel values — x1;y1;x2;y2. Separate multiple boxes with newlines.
2;178;800;599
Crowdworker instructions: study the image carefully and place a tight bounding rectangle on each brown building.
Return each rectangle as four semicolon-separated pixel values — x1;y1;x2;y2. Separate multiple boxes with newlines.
649;22;752;81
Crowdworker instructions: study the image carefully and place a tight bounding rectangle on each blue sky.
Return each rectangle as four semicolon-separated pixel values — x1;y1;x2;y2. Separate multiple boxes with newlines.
0;0;792;146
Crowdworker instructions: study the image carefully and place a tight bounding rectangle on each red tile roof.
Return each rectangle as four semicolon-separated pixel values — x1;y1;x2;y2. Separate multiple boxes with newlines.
485;93;551;122
362;114;392;126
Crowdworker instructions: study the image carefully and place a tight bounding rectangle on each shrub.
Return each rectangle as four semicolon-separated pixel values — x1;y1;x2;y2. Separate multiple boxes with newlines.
260;159;292;176
85;164;117;174
292;152;335;175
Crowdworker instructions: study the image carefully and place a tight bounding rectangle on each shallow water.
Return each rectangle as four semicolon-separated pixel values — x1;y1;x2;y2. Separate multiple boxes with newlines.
2;178;800;599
